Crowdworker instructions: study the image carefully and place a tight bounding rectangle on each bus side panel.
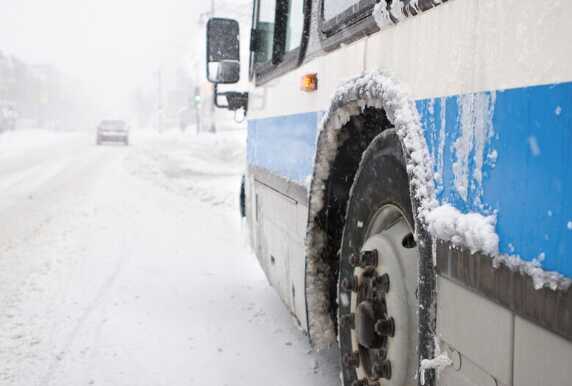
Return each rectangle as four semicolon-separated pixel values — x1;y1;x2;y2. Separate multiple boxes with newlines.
417;81;572;277
247;112;319;185
244;35;369;332
362;0;572;274
246;112;319;328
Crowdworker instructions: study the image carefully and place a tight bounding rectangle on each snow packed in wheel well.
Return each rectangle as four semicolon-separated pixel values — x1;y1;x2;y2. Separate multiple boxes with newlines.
312;107;392;333
305;72;437;350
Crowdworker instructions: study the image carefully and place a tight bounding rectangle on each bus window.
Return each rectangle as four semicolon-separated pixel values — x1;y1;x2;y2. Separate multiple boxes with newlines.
254;0;277;64
323;0;360;20
285;0;304;52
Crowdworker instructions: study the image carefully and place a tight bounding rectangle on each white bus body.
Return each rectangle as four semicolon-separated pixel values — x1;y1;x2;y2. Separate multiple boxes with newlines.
207;1;572;385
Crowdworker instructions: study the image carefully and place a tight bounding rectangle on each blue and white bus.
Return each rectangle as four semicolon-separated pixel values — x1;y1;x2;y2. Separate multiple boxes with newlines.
205;1;572;385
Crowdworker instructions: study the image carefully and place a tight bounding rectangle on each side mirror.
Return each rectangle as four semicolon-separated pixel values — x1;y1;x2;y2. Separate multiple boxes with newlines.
208;61;240;84
206;18;240;84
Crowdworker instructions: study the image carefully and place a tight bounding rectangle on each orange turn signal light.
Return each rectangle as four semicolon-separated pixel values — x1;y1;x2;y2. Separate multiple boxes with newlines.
301;73;318;92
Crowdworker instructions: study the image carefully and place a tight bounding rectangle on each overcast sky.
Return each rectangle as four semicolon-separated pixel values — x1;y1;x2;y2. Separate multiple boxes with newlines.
0;0;218;114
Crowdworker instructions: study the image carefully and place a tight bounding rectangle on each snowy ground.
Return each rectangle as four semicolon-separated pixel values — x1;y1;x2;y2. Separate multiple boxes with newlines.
0;128;339;386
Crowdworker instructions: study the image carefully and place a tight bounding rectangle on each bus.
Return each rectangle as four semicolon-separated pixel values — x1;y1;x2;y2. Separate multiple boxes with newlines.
205;1;572;385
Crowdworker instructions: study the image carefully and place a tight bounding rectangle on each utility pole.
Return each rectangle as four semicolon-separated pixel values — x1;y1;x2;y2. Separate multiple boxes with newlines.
156;68;163;132
193;87;201;135
199;0;217;134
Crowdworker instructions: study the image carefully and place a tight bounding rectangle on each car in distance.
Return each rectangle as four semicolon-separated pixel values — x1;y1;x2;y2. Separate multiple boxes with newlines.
96;120;129;145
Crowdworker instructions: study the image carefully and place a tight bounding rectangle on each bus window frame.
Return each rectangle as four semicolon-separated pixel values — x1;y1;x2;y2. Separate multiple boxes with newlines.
250;0;312;86
318;0;380;51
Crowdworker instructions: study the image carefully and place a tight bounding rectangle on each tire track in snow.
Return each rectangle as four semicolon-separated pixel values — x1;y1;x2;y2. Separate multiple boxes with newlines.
40;236;129;385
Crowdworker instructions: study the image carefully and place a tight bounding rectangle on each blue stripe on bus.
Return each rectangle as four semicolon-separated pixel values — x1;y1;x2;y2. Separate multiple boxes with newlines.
418;82;572;277
247;81;572;277
247;111;320;184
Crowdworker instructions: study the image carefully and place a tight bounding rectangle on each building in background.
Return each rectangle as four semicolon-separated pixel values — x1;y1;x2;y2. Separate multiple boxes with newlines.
0;50;91;132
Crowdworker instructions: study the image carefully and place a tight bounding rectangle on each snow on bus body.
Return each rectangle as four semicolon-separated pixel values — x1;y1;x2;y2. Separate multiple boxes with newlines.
418;86;572;291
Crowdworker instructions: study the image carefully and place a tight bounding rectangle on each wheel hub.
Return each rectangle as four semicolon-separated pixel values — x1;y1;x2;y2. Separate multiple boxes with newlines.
339;206;419;386
355;300;382;349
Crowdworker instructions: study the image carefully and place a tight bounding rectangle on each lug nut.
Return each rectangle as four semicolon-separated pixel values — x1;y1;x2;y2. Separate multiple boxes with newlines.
342;351;360;368
374;317;395;337
341;276;359;292
348;254;360;267
372;360;392;380
359;250;378;268
340;313;355;329
374;348;387;361
373;273;390;293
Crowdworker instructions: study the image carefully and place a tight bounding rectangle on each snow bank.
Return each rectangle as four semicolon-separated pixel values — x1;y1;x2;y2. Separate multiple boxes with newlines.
126;129;246;210
0;129;80;157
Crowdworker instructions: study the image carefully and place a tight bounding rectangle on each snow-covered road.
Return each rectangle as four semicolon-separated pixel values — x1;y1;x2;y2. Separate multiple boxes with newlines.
0;129;339;386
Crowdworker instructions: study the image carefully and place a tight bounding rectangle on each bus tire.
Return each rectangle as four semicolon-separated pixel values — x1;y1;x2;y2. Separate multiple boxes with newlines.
338;129;422;386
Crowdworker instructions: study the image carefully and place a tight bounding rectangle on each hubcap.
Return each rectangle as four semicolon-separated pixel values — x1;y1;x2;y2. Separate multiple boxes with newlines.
340;205;419;386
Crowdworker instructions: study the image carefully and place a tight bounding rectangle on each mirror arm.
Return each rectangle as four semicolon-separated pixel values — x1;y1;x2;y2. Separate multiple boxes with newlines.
213;83;229;109
213;84;249;113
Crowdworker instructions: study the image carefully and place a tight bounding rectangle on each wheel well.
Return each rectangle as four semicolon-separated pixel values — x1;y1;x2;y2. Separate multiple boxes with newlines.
317;107;392;326
305;71;436;350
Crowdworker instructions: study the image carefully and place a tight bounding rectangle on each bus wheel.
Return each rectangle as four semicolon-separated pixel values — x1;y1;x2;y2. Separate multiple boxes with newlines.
338;129;419;386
